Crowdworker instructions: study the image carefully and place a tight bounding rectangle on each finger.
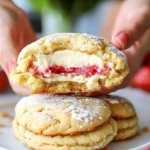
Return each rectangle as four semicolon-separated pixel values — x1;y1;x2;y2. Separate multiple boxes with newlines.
114;28;150;90
112;0;150;50
0;37;19;75
0;27;32;95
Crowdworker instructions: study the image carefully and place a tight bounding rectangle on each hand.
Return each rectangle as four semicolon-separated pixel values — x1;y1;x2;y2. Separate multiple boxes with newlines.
86;0;150;96
0;1;36;95
111;0;150;89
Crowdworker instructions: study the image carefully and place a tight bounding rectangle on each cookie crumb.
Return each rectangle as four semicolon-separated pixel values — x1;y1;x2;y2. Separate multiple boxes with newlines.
136;131;141;136
0;113;13;127
0;113;13;120
142;126;149;133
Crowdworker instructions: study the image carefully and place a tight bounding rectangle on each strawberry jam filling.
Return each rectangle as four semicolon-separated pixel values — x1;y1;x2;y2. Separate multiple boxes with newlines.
30;64;111;78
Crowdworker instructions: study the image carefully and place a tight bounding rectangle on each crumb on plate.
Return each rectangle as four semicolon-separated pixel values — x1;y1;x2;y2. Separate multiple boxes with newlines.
0;112;13;128
0;113;13;120
136;131;141;136
142;126;149;133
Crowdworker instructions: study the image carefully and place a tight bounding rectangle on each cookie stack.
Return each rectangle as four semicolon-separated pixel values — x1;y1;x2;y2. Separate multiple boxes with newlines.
10;33;138;150
13;95;117;150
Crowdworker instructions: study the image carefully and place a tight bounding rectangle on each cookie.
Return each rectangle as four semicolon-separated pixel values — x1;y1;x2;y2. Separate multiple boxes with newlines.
14;95;111;135
10;33;129;94
102;95;136;119
115;116;138;141
102;95;138;141
13;95;117;150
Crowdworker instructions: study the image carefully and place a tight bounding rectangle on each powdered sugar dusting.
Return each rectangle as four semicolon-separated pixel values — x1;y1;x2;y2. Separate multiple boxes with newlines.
82;33;102;44
35;112;51;124
16;94;108;123
40;33;76;46
82;33;127;63
105;99;120;104
46;36;58;44
108;46;127;63
64;105;97;123
101;95;131;105
44;36;60;45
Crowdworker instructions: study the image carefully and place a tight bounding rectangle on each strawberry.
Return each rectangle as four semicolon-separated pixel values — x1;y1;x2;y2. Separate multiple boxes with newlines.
0;71;9;92
30;64;111;78
131;66;150;92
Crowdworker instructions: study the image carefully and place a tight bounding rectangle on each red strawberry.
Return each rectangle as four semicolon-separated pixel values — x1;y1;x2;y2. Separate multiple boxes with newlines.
0;71;9;92
131;66;150;92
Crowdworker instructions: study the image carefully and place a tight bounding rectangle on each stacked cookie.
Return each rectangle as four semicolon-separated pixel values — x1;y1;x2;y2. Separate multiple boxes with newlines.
10;33;138;150
102;95;138;141
13;95;117;150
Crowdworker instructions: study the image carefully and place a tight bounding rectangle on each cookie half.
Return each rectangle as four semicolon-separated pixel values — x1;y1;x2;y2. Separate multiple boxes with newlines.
13;95;117;150
102;95;138;141
10;33;129;94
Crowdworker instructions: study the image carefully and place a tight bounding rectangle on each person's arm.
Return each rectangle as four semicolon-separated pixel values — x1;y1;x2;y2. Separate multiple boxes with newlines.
0;0;36;95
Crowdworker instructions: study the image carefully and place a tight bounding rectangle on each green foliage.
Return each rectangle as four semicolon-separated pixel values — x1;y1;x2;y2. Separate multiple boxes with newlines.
29;0;104;19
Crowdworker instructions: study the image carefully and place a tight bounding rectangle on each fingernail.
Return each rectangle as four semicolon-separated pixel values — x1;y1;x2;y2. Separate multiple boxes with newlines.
114;32;130;50
7;61;16;74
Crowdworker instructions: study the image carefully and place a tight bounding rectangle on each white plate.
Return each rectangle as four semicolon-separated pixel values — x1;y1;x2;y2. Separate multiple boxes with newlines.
0;88;150;150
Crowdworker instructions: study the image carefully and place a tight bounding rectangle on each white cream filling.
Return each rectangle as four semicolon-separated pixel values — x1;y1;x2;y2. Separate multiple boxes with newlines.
34;50;104;71
32;50;114;89
41;74;106;90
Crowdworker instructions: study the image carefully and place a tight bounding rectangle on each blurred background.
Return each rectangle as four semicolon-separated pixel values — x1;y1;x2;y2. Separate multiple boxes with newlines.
12;0;111;36
0;0;150;93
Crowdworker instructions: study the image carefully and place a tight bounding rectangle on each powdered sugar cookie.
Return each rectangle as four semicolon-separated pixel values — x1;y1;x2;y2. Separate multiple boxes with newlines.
14;94;111;135
13;94;117;150
10;33;129;94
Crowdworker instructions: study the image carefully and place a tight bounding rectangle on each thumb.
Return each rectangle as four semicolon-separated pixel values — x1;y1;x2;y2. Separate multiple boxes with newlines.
0;27;22;75
112;0;150;50
0;45;18;76
0;31;36;76
0;42;31;95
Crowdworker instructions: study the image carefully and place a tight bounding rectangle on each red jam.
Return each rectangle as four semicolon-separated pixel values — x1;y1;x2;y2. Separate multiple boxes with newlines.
30;64;111;78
